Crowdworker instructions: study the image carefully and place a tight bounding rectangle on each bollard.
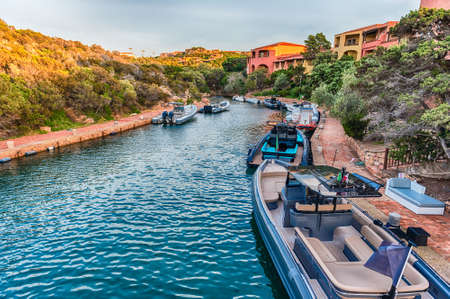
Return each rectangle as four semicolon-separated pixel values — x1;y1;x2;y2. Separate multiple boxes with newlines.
388;212;401;227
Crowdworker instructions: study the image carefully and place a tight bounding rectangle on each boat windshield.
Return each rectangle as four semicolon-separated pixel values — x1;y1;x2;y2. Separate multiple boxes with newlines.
290;165;382;198
174;106;185;113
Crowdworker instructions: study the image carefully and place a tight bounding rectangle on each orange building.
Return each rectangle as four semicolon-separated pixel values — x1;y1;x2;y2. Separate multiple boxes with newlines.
247;42;307;75
420;0;450;9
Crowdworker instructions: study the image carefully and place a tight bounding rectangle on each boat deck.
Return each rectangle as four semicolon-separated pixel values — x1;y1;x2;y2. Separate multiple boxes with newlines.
249;146;303;167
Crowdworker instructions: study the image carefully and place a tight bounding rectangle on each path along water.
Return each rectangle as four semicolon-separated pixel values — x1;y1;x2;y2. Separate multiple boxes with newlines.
0;101;291;298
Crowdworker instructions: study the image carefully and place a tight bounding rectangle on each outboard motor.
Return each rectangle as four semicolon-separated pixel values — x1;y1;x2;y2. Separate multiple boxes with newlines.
162;111;168;124
168;111;174;124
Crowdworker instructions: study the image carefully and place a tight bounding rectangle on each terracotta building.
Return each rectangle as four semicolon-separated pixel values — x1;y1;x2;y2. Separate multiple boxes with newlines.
420;0;450;9
247;42;307;75
333;21;399;60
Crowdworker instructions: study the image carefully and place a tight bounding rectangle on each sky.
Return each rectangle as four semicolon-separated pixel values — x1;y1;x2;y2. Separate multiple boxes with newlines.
1;0;419;56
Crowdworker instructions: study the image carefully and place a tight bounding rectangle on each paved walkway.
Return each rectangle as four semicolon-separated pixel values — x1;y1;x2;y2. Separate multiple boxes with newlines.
311;111;449;280
0;105;174;160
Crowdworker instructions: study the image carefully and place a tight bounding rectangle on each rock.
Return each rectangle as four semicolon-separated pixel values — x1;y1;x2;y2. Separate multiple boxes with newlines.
40;126;52;133
84;118;95;124
6;141;14;149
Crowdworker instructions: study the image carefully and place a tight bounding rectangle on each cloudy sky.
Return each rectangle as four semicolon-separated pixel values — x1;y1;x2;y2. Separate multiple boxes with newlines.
2;0;419;55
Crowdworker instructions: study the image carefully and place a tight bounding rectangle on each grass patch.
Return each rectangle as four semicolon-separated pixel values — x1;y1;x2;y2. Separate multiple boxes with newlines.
44;110;83;131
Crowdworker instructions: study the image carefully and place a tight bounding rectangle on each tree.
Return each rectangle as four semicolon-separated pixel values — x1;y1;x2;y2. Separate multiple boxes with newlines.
290;65;306;86
222;57;247;73
248;68;268;90
391;8;450;42
304;33;331;60
224;72;247;95
274;73;290;91
310;83;335;108
204;68;226;92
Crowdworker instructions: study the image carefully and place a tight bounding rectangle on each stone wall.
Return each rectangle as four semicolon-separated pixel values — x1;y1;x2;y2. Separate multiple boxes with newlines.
345;136;387;177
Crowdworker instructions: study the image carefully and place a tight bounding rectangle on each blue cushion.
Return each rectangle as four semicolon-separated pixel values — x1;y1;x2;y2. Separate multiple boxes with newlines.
389;178;411;189
390;188;445;208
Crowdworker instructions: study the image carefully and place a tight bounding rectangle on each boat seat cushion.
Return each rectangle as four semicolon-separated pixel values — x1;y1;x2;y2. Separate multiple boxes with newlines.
389;178;411;189
295;203;316;212
361;225;383;249
334;226;361;244
325;261;429;294
325;261;393;293
307;237;337;263
344;235;374;261
389;188;444;208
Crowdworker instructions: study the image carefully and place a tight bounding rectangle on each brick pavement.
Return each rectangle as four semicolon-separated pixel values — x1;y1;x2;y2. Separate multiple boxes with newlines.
314;112;450;264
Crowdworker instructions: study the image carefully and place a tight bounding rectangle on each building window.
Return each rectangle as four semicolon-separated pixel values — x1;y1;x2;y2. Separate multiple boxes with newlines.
335;36;341;48
345;38;357;46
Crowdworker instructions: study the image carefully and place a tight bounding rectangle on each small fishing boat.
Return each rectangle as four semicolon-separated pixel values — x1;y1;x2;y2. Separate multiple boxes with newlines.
252;161;449;299
247;122;311;168
246;98;261;105
232;95;246;102
263;97;281;109
152;103;197;125
200;100;230;114
286;102;320;134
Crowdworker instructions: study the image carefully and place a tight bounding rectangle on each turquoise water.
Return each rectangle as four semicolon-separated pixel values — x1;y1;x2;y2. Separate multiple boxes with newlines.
0;102;289;298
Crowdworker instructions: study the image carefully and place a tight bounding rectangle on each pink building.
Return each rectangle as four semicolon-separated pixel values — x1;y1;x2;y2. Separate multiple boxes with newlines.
420;0;450;9
361;21;399;57
247;42;307;75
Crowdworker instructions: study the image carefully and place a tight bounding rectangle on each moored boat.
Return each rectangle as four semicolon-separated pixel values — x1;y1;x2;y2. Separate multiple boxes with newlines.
252;161;449;298
200;100;230;114
247;122;312;168
246;97;261;105
286;102;320;134
232;95;246;102
152;103;197;125
263;97;281;109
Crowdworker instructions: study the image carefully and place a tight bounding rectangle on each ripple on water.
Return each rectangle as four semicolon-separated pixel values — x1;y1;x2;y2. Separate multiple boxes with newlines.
0;102;290;298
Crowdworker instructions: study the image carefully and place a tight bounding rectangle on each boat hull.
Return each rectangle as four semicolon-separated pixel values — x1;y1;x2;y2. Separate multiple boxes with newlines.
264;100;280;109
252;161;316;299
175;105;198;125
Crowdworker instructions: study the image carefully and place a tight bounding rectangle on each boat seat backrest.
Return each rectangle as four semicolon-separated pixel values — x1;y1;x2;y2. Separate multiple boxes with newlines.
316;204;353;213
361;225;383;249
336;204;353;211
295;203;316;212
317;205;334;212
344;235;374;261
351;208;372;229
307;237;337;263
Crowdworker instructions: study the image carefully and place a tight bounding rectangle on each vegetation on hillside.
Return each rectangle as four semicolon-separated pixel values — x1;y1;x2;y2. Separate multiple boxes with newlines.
0;20;247;138
310;8;449;158
246;8;448;159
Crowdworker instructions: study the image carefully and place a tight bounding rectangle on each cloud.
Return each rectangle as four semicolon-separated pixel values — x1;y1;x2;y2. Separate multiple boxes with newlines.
1;0;419;55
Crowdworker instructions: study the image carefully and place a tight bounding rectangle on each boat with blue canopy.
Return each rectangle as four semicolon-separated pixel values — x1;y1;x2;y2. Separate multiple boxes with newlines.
252;160;449;299
247;122;311;168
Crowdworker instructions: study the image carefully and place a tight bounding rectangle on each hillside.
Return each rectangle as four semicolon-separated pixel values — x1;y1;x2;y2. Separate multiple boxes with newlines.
0;20;246;139
153;47;248;68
